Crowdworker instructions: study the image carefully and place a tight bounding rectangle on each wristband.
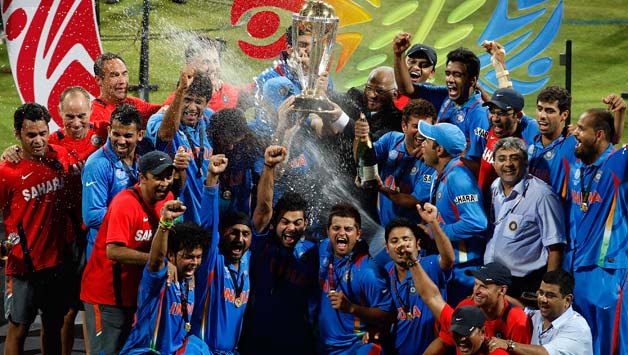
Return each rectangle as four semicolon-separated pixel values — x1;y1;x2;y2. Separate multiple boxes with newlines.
264;162;274;169
406;258;420;268
159;218;175;231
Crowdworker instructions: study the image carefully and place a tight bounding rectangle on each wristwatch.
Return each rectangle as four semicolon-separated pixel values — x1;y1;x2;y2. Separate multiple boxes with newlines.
507;339;516;351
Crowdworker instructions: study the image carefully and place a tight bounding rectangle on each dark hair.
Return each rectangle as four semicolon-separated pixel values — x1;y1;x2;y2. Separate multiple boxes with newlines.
187;73;213;101
168;222;210;254
402;99;437;124
94;52;126;78
220;212;252;232
384;217;429;247
110;104;142;129
184;36;226;62
59;86;91;111
327;202;361;229
541;269;574;297
586;108;615;143
537;86;571;114
446;47;480;80
14;103;51;132
207;108;259;156
272;192;308;227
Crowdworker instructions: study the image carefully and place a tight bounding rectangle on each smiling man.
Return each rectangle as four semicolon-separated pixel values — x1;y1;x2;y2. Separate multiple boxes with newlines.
1;103;81;355
464;88;538;197
192;154;257;355
485;137;565;299
120;203;211;355
82;104;145;260
354;99;437;226
146;67;214;223
487;269;592;355
317;203;395;355
81;150;176;355
239;145;319;355
90;52;162;127
412;262;530;355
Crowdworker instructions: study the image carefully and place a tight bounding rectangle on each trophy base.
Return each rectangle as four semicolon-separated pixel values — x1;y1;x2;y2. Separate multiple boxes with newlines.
293;94;335;113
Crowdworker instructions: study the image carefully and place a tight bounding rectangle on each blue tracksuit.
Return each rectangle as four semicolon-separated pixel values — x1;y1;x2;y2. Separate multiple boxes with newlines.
374;131;435;226
82;139;139;260
145;109;214;224
192;184;251;354
121;262;210;355
317;239;393;355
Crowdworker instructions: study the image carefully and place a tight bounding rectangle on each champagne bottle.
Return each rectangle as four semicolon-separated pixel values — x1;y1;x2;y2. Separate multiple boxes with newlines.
356;114;379;189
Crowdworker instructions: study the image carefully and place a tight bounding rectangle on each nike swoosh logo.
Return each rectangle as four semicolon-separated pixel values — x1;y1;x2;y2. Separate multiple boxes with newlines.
143;217;149;222
85;181;96;187
159;157;166;161
21;172;33;180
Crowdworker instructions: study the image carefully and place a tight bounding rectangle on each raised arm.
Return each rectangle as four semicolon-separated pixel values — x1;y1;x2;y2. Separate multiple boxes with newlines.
147;200;186;272
481;40;512;89
158;67;195;142
398;243;447;320
602;93;626;144
392;32;414;95
417;203;455;270
200;154;228;241
252;145;287;233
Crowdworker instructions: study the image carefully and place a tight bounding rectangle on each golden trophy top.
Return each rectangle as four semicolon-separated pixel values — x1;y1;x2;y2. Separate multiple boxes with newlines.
298;0;336;19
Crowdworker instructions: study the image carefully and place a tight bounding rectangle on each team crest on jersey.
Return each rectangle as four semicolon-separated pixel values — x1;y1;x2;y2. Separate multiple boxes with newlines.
544;150;554;160
222;94;229;103
91;134;102;147
410;286;416;294
437;191;442;200
574;169;581;180
508;221;518;232
410;166;418;176
116;168;127;179
456;112;465;123
389;150;399;160
594;170;602;182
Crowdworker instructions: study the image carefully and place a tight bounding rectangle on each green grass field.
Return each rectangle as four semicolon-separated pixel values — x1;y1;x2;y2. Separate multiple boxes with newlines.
0;0;627;150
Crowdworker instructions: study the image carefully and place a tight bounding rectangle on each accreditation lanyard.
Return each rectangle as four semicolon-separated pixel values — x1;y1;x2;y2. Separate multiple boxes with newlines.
182;125;205;178
392;271;415;320
228;268;245;307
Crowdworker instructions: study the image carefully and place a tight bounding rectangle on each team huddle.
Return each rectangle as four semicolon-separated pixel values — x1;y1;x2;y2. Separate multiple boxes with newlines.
0;24;626;355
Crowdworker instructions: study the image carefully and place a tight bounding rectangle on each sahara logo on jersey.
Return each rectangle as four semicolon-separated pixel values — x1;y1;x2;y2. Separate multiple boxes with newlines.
22;177;64;201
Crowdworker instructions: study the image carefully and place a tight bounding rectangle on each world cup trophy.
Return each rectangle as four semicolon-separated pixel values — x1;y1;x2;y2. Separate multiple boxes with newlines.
290;0;339;112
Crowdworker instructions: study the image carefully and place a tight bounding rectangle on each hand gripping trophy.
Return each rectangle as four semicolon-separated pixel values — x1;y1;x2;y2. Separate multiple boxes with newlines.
289;0;339;113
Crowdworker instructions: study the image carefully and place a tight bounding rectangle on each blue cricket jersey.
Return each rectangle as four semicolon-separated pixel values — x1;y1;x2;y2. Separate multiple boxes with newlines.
568;144;628;270
431;157;487;265
146;110;214;224
528;135;577;200
82;139;139;260
437;92;489;155
240;229;319;354
192;184;251;353
317;239;394;354
374;131;435;226
387;255;450;355
121;262;209;355
410;83;449;114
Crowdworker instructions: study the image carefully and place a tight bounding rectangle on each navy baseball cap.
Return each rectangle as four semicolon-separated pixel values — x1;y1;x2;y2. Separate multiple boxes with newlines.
465;262;512;286
407;44;437;67
139;151;174;175
482;88;524;112
417;121;466;156
450;306;485;336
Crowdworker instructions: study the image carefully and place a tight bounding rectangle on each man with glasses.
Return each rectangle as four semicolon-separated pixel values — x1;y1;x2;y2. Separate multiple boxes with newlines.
485;137;565;300
487;269;592;355
464;88;539;197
